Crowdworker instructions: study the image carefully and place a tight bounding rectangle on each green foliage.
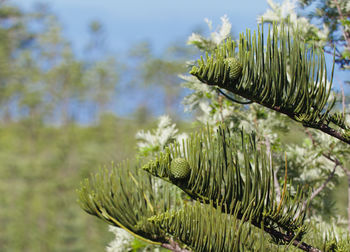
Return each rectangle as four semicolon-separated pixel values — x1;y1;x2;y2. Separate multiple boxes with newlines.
1;0;347;251
190;22;338;129
189;22;350;147
0;116;144;252
0;2;195;250
84;13;350;250
79;125;313;250
143;126;308;240
78;163;170;245
149;202;269;251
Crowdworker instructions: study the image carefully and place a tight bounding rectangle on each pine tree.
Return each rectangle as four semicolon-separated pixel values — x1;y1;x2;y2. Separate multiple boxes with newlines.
77;18;350;251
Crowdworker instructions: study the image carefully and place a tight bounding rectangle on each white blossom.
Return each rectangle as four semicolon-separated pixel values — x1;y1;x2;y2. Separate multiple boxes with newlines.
210;15;231;45
258;0;329;47
187;15;232;47
258;0;298;22
136;115;188;157
136;115;178;150
187;33;204;45
180;74;216;113
106;226;133;252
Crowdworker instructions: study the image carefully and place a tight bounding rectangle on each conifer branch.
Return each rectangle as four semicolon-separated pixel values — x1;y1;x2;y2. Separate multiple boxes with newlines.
265;137;281;200
143;125;312;250
189;22;350;144
77;164;171;245
262;225;321;252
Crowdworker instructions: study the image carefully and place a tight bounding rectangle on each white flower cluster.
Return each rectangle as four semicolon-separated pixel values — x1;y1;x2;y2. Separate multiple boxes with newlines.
210;15;232;45
106;226;134;252
187;14;232;49
258;0;329;47
258;0;298;22
181;75;215;112
136;115;187;156
284;128;347;199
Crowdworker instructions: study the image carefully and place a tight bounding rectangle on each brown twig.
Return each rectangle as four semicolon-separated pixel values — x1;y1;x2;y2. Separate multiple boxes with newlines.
334;0;350;48
304;129;350;234
269;105;349;145
301;163;338;212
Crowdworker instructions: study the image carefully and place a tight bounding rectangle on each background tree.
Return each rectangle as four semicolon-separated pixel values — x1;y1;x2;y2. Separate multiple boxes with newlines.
0;2;132;251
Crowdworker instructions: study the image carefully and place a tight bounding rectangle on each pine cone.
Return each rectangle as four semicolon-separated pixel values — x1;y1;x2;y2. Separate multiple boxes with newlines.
170;158;191;181
224;57;242;81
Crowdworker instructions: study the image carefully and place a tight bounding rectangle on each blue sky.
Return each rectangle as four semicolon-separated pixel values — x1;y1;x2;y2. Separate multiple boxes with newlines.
13;0;277;118
13;0;349;119
15;0;272;53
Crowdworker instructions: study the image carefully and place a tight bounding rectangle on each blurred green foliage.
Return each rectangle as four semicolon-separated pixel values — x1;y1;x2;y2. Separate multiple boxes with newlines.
0;0;348;251
0;115;147;251
0;1;187;251
0;0;193;250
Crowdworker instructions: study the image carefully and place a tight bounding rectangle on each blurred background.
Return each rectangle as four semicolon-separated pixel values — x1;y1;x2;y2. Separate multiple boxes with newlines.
0;0;348;251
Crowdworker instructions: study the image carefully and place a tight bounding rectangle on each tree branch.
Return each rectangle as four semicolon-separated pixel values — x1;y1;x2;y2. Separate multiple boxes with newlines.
217;84;350;145
266;104;350;145
333;0;350;48
261;225;321;252
301;163;338;212
269;104;349;145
